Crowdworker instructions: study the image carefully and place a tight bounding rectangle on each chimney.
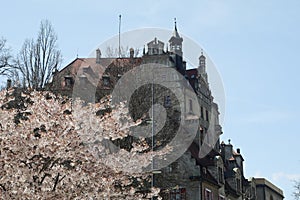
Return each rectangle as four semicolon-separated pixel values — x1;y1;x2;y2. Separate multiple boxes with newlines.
183;61;186;70
129;48;134;58
7;79;12;89
96;48;101;63
237;148;240;154
222;139;233;161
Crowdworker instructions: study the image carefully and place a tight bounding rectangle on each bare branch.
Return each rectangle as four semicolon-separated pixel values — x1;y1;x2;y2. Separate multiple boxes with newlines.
15;20;62;89
0;38;13;76
294;180;300;200
52;173;65;191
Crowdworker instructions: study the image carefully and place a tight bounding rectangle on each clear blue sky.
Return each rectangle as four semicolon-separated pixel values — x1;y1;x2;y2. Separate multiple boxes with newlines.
1;0;300;198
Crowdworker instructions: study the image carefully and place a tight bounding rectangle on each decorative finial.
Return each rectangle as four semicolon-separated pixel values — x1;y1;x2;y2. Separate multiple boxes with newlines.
228;139;231;144
201;48;203;55
174;17;177;30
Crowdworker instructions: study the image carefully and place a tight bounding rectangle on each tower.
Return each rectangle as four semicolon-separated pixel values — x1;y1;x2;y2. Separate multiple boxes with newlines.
169;18;184;74
198;50;208;83
169;18;183;56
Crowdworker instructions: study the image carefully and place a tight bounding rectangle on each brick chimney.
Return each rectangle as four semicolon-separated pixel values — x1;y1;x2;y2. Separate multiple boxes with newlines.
7;79;12;89
221;139;233;161
129;48;134;59
96;48;101;64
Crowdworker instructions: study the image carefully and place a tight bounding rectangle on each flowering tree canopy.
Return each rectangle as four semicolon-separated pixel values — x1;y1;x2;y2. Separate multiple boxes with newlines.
0;88;162;199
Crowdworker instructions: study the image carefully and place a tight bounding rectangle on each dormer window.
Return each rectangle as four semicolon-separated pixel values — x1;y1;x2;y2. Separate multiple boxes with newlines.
83;67;89;74
233;168;242;193
64;76;73;87
237;178;241;192
215;156;224;184
218;166;224;184
102;75;110;86
79;75;87;86
117;74;122;80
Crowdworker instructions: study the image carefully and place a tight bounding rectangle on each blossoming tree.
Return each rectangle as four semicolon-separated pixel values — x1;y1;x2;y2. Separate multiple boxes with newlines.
0;88;162;199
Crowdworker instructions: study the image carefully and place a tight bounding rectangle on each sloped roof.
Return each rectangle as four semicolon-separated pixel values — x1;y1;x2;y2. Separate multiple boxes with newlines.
188;142;220;167
201;166;219;186
58;57;142;87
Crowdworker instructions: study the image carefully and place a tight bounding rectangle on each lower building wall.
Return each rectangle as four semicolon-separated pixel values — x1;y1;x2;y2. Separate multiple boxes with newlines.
256;185;284;200
202;182;219;200
256;187;265;200
155;151;201;200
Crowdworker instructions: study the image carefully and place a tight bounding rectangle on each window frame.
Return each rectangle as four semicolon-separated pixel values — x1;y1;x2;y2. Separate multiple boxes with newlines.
219;195;225;200
204;188;213;200
189;99;193;112
164;95;172;108
102;75;110;86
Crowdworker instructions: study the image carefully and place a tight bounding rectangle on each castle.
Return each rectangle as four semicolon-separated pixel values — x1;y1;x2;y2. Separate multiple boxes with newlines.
49;22;284;200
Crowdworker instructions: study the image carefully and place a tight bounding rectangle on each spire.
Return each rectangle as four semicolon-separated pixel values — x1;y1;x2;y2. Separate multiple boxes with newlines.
173;17;180;38
200;48;205;58
169;17;183;53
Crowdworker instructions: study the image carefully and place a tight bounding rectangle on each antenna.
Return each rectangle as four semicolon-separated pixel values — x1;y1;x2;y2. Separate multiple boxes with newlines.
119;14;121;58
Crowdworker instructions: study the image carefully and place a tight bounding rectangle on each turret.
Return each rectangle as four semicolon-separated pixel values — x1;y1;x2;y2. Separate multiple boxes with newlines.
169;18;184;75
198;50;208;83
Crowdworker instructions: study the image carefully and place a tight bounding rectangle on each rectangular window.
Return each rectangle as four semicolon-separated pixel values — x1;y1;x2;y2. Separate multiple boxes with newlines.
201;107;204;119
83;67;89;74
189;99;193;112
164;96;171;108
237;178;241;192
103;76;110;86
200;126;204;144
171;161;178;171
170;188;187;200
79;76;87;86
64;76;73;87
204;188;213;200
206;110;209;122
218;167;224;183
